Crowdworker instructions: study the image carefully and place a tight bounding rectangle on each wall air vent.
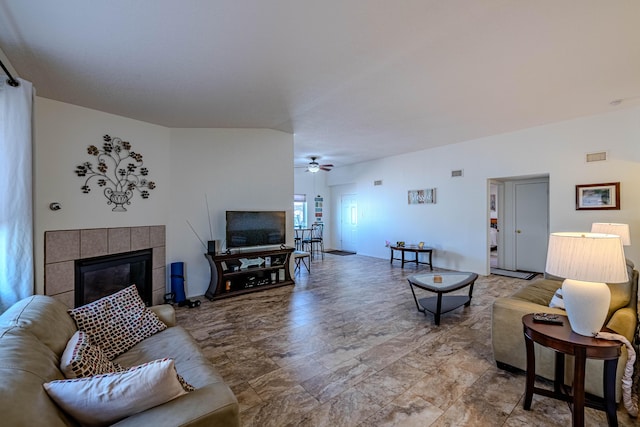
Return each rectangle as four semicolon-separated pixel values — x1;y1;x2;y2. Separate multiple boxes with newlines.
373;180;383;186
586;151;608;163
451;169;464;178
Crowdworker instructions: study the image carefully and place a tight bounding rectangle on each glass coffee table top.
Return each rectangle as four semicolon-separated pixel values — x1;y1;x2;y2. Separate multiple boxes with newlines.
409;272;477;292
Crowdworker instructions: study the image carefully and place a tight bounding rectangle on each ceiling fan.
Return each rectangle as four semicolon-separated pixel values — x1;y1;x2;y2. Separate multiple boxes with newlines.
302;156;333;173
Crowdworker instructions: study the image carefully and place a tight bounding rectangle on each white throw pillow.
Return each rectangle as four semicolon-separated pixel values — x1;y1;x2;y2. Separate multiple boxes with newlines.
549;288;565;310
68;285;167;360
60;330;124;378
44;358;188;427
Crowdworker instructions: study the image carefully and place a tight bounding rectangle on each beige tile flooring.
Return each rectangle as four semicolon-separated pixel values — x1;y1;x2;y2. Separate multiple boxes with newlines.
176;254;636;426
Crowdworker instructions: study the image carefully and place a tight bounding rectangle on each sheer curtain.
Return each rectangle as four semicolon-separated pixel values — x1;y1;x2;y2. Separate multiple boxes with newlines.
0;77;34;312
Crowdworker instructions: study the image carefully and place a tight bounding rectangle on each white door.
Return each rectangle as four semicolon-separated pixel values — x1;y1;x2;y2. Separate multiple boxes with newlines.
340;194;357;252
514;181;549;272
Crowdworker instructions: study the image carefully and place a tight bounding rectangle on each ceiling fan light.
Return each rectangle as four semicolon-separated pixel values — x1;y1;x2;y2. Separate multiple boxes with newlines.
308;164;320;173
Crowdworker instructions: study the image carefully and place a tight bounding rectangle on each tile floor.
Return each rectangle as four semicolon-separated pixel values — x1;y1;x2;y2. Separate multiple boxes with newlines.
176;253;636;426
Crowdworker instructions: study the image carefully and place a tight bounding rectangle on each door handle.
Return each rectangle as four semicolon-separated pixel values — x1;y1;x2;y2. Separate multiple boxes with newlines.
516;229;522;234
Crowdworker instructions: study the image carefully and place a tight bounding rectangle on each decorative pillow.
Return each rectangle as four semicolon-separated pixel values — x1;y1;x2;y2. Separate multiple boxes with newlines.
549;288;565;309
68;285;166;360
60;330;124;378
43;358;189;427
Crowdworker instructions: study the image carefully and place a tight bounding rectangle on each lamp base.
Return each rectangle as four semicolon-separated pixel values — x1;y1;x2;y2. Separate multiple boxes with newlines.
562;278;610;336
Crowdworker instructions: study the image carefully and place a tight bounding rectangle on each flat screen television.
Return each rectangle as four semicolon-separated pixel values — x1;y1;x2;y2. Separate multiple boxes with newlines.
226;211;286;249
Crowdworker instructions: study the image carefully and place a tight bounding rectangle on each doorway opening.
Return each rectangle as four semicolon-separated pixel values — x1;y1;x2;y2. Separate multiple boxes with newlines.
488;175;549;274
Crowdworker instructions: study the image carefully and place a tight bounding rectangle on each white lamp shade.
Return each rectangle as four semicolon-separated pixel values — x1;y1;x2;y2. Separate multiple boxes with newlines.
591;222;631;246
545;232;629;336
545;232;628;283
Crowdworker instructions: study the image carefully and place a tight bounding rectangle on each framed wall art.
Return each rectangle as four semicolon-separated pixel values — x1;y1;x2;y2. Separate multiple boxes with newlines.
575;182;620;210
408;188;436;205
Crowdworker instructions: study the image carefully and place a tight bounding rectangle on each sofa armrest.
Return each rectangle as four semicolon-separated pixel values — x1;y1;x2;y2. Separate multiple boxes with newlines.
149;304;176;327
491;297;566;373
606;307;637;340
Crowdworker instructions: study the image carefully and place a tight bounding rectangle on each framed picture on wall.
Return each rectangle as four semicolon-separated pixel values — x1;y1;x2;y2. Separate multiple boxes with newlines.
575;182;620;210
408;188;436;204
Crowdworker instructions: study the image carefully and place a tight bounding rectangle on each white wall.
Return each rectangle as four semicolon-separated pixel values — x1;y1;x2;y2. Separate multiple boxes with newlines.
168;128;293;297
34;98;172;294
327;106;640;274
34;98;294;298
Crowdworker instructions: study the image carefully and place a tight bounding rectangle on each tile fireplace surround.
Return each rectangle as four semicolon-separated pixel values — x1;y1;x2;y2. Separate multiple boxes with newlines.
44;225;166;308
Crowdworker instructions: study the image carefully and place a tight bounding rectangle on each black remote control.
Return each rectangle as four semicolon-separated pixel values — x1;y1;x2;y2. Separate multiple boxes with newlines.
532;313;563;325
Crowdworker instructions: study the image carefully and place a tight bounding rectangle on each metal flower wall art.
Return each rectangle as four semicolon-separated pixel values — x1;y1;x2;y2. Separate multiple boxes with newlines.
75;135;156;212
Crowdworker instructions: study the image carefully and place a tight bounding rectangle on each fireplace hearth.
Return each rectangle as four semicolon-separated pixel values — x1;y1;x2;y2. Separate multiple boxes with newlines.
75;249;152;306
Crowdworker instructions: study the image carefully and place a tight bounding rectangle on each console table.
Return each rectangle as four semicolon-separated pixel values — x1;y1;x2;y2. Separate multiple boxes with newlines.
522;314;621;427
204;247;294;300
390;245;433;270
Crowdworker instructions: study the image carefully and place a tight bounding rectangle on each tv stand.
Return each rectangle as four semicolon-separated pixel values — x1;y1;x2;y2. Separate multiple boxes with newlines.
204;247;294;300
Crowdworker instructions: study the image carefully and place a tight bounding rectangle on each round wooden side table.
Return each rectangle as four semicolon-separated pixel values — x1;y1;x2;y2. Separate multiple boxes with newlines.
522;313;621;427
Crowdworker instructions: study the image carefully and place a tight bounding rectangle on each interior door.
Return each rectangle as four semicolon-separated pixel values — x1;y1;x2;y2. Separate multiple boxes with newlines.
514;180;549;272
340;194;357;252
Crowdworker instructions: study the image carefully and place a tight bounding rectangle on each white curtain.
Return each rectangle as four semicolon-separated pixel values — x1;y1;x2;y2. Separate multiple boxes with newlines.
0;77;34;313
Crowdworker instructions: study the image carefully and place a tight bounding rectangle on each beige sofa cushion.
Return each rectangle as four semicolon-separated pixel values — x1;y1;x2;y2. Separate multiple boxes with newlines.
509;279;560;306
112;326;240;427
0;295;77;355
0;328;75;427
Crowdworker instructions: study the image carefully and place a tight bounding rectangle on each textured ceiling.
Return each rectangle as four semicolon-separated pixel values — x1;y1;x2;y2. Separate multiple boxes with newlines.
1;1;639;168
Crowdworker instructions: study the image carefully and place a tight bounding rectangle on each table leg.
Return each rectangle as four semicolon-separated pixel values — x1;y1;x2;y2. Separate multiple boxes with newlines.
408;282;425;314
465;282;474;307
572;349;586;427
554;352;565;394
523;333;535;410
390;248;394;264
603;359;619;427
415;252;419;267
434;292;442;325
428;250;433;271
401;250;405;268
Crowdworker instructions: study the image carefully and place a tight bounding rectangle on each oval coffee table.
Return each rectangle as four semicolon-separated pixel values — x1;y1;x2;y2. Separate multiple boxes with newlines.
407;272;478;325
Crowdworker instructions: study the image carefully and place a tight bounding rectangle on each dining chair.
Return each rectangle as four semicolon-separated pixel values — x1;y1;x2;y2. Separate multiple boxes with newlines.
303;223;324;260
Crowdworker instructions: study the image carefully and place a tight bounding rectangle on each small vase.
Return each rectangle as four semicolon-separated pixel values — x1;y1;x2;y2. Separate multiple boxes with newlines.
104;188;133;212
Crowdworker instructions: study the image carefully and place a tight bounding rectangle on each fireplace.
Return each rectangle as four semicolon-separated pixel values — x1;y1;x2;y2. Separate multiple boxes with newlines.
75;249;152;307
45;226;166;308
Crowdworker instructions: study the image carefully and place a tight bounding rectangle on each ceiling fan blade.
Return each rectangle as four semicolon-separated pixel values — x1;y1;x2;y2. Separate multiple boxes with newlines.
321;164;334;168
319;167;332;171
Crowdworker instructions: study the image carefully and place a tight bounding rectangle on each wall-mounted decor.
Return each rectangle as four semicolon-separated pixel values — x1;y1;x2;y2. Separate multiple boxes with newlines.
408;188;436;205
314;195;324;221
75;134;156;212
575;182;620;210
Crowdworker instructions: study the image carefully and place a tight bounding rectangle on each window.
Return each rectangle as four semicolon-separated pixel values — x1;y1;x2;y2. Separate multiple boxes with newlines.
293;194;307;228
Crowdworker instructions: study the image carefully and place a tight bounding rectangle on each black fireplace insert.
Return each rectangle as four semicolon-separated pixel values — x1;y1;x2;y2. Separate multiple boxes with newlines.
75;249;152;307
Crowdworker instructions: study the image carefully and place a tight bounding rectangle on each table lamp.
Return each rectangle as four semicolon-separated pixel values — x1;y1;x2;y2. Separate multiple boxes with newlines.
591;222;631;246
545;232;628;336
